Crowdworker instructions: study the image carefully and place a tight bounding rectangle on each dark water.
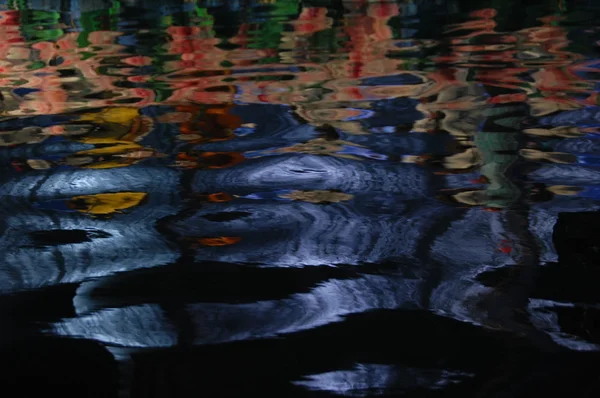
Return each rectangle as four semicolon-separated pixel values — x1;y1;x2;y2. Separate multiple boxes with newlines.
2;0;600;397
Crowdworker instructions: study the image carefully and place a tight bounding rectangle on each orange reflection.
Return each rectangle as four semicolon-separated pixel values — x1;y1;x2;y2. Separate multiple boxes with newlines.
197;237;242;246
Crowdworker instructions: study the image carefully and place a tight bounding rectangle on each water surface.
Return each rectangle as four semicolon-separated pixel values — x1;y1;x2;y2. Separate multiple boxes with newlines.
1;1;600;397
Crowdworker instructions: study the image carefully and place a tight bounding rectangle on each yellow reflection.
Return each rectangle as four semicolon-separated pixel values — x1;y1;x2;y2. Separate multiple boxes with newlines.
69;192;148;215
77;107;140;125
81;160;135;169
75;138;142;156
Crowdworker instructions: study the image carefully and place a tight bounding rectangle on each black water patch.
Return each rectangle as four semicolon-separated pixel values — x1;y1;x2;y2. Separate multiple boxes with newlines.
57;68;77;77
204;85;235;92
27;229;112;246
315;123;340;141
0;338;118;398
200;211;251;222
477;263;600;304
127;308;530;398
0;283;78;322
71;261;362;311
554;212;600;267
554;306;600;345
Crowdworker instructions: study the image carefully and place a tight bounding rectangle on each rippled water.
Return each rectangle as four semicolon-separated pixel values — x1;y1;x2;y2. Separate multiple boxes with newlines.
2;1;600;397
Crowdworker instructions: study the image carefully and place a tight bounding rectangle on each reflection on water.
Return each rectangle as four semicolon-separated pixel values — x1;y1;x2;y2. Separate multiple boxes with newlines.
2;0;600;397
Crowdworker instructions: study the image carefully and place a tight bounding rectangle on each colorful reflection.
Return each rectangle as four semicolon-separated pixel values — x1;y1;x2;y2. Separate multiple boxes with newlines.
2;1;600;397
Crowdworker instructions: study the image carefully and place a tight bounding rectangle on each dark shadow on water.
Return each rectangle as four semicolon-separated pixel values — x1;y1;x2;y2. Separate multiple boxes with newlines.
2;0;600;397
